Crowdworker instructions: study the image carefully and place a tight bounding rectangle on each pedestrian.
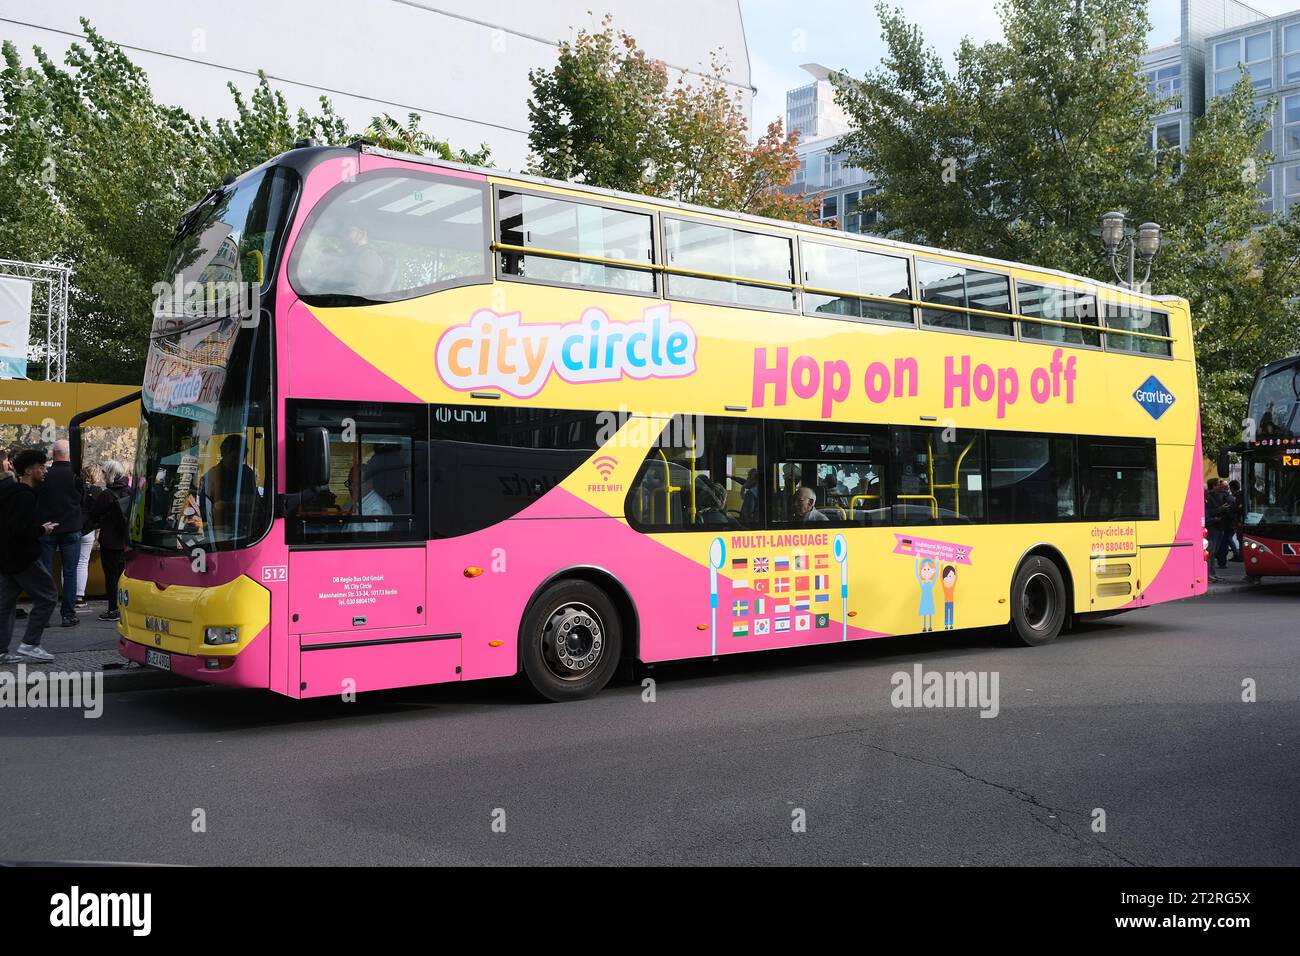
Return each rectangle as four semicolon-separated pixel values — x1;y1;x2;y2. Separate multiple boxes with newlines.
1205;478;1235;574
76;463;104;608
3;449;30;621
1228;479;1245;562
89;459;131;622
0;448;61;662
35;439;83;626
1204;478;1228;583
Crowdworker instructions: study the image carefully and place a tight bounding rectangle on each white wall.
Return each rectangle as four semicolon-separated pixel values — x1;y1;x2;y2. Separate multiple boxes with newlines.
0;0;753;170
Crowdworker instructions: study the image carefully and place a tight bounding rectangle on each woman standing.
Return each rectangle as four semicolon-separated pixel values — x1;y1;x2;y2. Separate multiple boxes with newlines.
75;464;103;608
89;460;131;622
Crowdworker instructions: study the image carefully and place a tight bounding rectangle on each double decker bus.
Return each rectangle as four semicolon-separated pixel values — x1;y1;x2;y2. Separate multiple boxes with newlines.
1240;354;1300;579
113;142;1206;701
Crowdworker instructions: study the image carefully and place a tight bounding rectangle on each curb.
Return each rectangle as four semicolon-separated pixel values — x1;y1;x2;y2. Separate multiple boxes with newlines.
100;663;193;693
1206;578;1297;596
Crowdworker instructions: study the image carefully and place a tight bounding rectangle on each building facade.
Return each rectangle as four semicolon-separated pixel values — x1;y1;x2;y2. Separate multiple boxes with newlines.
1202;7;1300;216
782;64;875;233
1140;0;1300;217
0;0;754;171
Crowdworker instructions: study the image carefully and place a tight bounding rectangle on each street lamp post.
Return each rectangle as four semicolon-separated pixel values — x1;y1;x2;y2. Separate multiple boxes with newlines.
1099;211;1162;290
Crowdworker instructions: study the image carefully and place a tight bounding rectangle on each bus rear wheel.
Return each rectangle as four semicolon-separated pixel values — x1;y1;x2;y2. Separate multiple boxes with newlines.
1009;556;1066;647
520;580;622;702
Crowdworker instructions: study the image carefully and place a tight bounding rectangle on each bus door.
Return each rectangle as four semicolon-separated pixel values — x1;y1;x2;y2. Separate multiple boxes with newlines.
284;401;453;696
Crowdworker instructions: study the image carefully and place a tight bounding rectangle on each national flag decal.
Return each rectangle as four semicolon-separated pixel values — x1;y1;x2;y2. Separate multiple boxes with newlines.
774;557;790;571
732;558;748;570
815;554;829;569
733;623;749;637
814;574;828;589
731;600;749;616
752;557;769;573
774;577;790;593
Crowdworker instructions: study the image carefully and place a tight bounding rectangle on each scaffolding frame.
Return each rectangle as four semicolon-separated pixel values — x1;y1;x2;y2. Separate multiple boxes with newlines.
0;259;70;381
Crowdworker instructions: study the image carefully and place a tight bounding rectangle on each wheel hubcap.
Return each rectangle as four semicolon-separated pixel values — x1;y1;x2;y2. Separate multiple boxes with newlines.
542;602;604;680
1022;572;1057;631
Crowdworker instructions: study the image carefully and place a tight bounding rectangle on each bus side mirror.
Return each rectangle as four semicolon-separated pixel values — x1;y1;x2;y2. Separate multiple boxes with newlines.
304;427;330;487
1216;450;1230;478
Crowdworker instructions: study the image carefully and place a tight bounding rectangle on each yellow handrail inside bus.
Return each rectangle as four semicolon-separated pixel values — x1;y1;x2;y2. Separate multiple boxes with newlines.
898;494;939;518
491;242;1175;343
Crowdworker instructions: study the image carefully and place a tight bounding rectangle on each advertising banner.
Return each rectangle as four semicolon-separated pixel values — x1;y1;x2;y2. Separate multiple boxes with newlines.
0;275;33;379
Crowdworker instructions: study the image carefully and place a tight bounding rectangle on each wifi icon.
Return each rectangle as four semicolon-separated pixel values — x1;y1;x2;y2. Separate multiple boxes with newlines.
593;456;618;480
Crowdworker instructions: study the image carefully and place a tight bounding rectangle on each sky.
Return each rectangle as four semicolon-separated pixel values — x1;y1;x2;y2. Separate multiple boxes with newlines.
738;0;1295;131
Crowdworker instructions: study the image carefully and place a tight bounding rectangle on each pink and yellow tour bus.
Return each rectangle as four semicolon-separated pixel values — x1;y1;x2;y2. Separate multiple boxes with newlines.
113;143;1207;701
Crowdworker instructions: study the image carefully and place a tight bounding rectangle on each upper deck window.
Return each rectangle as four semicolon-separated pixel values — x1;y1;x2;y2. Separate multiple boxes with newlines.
917;260;1013;336
497;191;655;293
288;170;488;305
1103;303;1172;356
801;241;913;325
1016;283;1101;347
664;218;796;311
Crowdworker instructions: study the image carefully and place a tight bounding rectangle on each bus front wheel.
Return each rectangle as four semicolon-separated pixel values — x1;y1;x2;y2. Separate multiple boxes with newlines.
1009;556;1067;647
520;580;622;702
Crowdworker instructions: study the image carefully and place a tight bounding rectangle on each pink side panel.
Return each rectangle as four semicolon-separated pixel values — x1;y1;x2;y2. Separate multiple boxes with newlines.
299;636;460;698
288;548;427;634
433;488;886;680
1128;423;1208;607
284;300;424;404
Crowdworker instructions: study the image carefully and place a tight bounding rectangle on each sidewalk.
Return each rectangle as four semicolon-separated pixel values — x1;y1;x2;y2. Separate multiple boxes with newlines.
2;598;188;692
1205;555;1297;595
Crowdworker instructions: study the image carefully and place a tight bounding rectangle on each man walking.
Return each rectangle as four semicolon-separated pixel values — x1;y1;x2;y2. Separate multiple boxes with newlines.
0;449;60;662
36;439;83;627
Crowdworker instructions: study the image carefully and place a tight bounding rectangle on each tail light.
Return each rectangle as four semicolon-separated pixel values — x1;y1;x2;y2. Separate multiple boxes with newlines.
1202;526;1209;561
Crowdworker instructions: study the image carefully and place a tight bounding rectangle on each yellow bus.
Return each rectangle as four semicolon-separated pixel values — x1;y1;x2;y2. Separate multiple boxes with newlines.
115;144;1206;701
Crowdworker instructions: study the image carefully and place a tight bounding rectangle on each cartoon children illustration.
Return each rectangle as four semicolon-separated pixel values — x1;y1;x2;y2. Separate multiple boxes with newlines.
941;565;957;630
915;556;937;632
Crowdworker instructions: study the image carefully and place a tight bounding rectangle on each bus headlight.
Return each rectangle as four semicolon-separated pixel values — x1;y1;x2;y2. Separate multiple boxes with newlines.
204;626;239;646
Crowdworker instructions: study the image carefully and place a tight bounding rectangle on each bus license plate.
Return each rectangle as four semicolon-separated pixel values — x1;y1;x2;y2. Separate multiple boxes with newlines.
144;648;172;671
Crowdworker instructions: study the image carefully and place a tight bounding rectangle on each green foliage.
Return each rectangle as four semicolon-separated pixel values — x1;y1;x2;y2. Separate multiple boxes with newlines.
527;17;670;190
526;18;815;221
361;112;491;166
0;20;488;385
834;0;1300;456
207;72;351;176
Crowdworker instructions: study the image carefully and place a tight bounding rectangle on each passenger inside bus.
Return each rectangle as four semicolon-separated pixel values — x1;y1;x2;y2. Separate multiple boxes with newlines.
346;460;393;533
201;435;259;535
792;485;830;523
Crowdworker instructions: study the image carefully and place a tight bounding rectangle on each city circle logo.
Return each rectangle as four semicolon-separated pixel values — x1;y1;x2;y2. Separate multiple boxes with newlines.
1133;375;1175;420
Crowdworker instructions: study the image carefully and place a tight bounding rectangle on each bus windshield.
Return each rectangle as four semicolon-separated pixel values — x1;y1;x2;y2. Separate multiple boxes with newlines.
1245;455;1300;529
131;166;296;553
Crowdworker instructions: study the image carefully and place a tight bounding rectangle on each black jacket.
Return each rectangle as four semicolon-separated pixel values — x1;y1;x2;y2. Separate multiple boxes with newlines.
36;460;82;534
80;481;105;533
90;478;132;551
0;480;45;573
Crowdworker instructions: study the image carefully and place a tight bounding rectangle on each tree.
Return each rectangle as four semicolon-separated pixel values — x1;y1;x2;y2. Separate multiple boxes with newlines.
527;19;816;221
206;71;351;177
833;0;1300;456
362;111;491;166
527;17;670;190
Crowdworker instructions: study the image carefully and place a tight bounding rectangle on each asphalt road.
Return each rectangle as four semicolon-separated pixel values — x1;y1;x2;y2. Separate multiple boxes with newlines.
2;585;1297;866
